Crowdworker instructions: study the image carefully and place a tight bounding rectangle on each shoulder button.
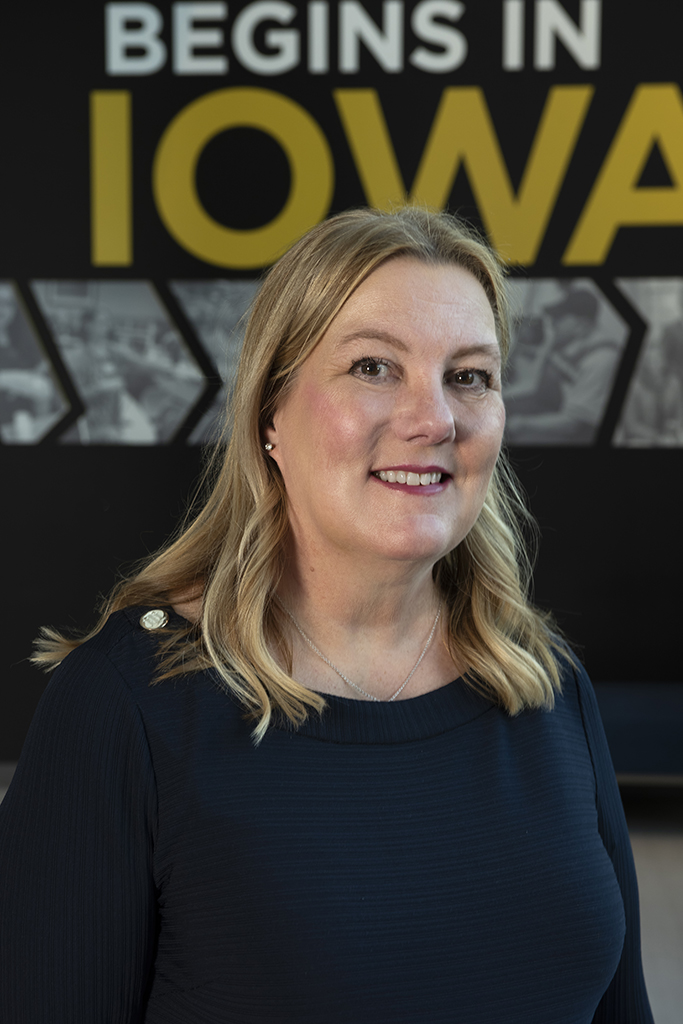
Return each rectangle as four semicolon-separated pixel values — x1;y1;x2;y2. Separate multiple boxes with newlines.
140;609;169;630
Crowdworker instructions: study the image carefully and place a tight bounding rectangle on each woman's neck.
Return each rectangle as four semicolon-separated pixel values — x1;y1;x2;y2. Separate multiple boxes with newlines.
276;551;461;701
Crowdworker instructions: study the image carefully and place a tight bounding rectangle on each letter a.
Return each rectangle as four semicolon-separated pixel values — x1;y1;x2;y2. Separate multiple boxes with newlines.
564;84;683;265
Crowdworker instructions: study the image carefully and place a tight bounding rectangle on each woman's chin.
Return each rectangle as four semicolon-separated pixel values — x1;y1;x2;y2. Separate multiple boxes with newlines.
366;528;457;567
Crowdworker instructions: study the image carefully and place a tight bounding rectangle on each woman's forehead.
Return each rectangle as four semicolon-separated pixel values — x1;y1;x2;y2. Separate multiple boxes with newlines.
320;258;499;349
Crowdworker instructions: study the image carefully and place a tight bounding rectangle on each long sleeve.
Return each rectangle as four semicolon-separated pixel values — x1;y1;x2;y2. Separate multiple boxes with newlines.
572;663;655;1024
0;642;158;1023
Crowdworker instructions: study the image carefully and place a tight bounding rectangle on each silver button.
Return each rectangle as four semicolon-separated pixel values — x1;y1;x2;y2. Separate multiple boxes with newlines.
140;609;169;630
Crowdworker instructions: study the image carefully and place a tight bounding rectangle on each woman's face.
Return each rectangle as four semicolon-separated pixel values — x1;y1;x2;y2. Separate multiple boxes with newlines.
265;257;505;572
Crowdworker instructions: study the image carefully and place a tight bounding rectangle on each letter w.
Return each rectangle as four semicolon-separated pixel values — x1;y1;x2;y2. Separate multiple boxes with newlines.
334;85;593;265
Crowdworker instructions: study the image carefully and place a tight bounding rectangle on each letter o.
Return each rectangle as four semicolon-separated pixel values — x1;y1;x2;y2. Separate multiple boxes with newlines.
153;88;334;268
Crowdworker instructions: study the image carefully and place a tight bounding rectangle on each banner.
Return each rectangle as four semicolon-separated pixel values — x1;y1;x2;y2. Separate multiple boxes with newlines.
2;1;682;761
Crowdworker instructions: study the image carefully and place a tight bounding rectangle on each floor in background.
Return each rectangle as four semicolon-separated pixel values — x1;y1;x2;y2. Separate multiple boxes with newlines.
620;783;683;1024
1;762;681;1021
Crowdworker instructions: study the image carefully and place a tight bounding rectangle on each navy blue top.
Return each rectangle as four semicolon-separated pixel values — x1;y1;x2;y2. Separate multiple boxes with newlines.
0;608;653;1023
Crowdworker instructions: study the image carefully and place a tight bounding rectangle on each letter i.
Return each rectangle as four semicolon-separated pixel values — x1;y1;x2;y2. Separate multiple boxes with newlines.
308;2;329;74
502;0;525;70
90;91;133;266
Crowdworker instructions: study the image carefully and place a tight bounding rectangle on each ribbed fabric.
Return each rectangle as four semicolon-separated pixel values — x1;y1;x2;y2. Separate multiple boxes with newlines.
0;608;653;1023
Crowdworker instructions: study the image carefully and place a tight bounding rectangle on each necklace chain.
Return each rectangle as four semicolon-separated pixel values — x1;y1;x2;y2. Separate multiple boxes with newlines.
277;599;442;702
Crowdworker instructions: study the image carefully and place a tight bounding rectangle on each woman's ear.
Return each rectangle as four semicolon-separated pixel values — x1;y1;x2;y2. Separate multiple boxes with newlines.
263;419;278;455
263;408;287;472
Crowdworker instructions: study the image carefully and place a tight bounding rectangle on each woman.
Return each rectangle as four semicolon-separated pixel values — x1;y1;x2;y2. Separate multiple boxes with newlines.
0;207;652;1022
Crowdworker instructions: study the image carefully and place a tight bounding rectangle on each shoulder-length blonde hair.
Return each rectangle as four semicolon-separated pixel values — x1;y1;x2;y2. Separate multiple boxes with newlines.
36;207;566;740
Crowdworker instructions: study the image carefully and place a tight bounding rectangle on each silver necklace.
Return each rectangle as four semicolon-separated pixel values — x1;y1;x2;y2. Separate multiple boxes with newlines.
278;599;442;702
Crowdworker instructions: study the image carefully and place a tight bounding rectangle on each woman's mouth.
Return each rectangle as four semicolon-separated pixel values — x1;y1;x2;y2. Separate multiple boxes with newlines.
372;470;443;486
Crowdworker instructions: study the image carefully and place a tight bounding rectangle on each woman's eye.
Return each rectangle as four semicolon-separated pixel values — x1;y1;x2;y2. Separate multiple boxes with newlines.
350;357;390;380
451;368;492;390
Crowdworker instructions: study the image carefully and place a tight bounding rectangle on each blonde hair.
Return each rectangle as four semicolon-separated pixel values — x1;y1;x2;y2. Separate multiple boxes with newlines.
35;207;567;741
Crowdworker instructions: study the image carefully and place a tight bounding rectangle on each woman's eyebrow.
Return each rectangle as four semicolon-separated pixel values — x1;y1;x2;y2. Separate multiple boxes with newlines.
450;343;502;361
336;329;500;361
336;328;408;352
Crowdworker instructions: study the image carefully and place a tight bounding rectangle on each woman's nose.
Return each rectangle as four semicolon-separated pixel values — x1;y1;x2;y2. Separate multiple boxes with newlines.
392;376;456;446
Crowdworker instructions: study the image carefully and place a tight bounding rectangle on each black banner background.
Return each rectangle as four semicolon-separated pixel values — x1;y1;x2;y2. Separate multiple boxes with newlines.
2;1;682;763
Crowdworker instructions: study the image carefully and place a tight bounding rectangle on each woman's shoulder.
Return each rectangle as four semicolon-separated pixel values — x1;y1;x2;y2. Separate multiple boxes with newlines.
26;604;237;755
11;609;186;792
70;604;173;657
545;649;620;789
51;605;193;704
552;648;600;722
